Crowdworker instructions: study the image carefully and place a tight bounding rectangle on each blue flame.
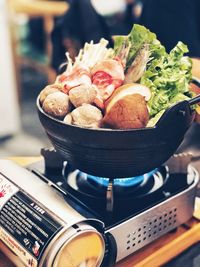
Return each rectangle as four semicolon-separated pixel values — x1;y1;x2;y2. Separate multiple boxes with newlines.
86;169;158;187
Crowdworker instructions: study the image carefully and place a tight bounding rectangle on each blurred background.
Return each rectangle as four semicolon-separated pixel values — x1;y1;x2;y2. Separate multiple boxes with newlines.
0;0;142;156
0;0;200;157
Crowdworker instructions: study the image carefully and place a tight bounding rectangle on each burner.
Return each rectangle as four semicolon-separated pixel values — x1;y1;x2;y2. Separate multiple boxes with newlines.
79;172;145;195
26;150;198;227
61;165;180;224
66;167;168;198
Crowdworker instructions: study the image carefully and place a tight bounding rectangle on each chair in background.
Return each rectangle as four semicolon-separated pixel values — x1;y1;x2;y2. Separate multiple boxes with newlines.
7;0;69;84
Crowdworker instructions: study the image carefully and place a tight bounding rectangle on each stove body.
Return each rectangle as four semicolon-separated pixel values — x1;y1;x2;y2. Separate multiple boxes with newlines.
107;183;196;261
0;153;199;266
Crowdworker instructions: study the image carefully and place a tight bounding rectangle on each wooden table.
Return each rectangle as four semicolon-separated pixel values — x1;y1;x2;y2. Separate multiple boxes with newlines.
1;157;200;267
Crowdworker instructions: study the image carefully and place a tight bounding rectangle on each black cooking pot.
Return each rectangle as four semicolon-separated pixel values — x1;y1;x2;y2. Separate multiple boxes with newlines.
37;82;200;178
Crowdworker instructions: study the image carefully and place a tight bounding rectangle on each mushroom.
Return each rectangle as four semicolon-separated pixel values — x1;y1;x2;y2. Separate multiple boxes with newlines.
102;94;149;129
102;83;151;129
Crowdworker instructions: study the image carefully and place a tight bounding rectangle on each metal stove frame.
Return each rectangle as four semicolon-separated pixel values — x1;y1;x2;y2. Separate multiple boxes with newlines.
107;166;198;262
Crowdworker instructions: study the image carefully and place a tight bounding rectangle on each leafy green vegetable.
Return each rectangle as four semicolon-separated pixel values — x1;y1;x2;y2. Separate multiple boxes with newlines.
113;24;193;126
147;109;165;127
113;35;131;67
113;35;129;56
141;41;192;117
127;24;156;68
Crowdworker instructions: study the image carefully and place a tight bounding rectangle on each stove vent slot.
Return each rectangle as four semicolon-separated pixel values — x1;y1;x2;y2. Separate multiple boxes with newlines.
126;207;177;250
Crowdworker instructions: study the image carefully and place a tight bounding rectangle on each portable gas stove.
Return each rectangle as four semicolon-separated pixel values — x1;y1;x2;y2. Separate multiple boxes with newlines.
0;149;199;267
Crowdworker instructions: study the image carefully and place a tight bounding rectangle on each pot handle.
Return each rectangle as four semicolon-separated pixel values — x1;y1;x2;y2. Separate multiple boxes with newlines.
191;77;200;87
188;94;200;105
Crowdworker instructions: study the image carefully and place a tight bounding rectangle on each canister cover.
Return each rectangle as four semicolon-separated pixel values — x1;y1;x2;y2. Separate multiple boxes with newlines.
45;223;105;267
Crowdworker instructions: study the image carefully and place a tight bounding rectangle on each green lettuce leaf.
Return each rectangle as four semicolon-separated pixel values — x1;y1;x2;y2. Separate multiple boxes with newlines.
147;109;165;127
141;41;192;117
113;24;193;125
127;24;156;68
113;35;129;55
